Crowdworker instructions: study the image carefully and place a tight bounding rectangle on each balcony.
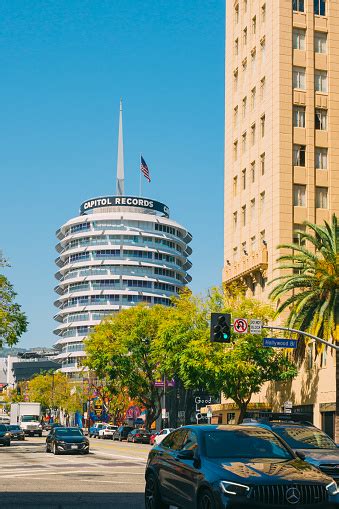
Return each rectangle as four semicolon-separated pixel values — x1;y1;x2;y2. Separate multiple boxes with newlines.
223;248;268;284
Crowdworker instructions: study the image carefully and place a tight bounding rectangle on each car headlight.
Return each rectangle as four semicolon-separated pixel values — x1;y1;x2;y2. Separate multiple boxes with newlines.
326;481;339;496
5;433;10;437
57;440;66;445
220;481;250;496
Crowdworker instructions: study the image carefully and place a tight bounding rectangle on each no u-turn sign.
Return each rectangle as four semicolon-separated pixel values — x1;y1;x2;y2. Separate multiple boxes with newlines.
233;318;248;334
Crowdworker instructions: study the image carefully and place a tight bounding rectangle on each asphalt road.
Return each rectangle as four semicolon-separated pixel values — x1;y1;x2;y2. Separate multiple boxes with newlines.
0;435;150;509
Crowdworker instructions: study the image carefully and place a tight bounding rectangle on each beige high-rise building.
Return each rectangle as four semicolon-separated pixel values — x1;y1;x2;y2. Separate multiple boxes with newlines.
221;0;339;437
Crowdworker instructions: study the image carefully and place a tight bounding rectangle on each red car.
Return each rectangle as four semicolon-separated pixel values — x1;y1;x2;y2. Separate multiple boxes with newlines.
149;431;159;446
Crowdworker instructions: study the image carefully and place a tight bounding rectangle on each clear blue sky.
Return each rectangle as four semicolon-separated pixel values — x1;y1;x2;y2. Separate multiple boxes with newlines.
0;0;225;348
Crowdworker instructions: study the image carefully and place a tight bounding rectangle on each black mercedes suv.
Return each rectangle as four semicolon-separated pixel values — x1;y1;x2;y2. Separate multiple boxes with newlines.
145;425;339;509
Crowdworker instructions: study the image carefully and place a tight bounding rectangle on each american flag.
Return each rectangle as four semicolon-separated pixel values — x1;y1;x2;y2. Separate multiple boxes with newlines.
140;155;151;183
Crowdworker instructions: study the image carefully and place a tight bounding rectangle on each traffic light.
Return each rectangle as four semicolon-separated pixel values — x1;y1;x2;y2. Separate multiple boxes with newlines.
210;313;231;343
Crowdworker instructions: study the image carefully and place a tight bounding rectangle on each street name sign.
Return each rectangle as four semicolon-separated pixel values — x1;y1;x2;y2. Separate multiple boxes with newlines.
234;318;248;334
250;319;262;335
263;338;298;349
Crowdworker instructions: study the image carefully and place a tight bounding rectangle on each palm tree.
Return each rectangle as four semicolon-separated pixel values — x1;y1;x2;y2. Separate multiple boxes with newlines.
269;214;339;436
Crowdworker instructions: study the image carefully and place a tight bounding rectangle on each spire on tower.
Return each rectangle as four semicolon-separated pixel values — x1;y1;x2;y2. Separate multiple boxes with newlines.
116;98;124;196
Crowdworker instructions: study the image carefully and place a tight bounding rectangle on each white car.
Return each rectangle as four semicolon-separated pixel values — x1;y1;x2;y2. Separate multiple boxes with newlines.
154;428;175;445
98;424;118;439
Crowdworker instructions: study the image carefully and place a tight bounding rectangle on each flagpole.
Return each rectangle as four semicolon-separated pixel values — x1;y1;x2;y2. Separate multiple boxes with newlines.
139;154;142;197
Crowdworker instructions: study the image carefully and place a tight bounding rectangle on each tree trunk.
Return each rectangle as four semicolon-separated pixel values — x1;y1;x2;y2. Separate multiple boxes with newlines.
335;349;339;442
237;402;249;424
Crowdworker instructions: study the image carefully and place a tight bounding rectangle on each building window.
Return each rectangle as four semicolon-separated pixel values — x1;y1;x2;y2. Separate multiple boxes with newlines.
242;205;246;226
242;96;247;118
233;106;239;128
293;184;306;206
234;3;239;24
293;28;306;50
234;38;239;56
251;235;257;251
251;161;256;182
315;32;327;53
293;105;306;127
233;211;238;231
293;224;306;245
233;176;238;196
293;144;306;166
251;87;256;110
260;191;265;215
316;187;328;208
315;70;328;93
261;3;266;22
243;27;248;46
250;199;256;220
260;114;265;137
315;108;327;130
251;48;256;72
252;15;256;35
260;37;266;62
260;230;266;245
234;140;238;161
293;67;306;89
293;0;304;12
315;147;328;169
242;57;247;74
260;153;265;175
251;123;256;145
314;0;326;16
242;168;247;190
242;132;247;153
234;68;238;90
260;76;266;99
233;247;238;261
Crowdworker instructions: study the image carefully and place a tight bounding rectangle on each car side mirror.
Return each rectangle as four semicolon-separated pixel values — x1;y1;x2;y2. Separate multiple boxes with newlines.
177;449;195;460
295;450;306;460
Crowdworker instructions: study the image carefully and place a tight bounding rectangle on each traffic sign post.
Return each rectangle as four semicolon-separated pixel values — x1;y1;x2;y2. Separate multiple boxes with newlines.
250;319;262;335
233;318;248;334
263;338;298;349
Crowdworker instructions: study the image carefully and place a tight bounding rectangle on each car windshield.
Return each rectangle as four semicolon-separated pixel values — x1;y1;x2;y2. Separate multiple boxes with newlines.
274;427;337;450
204;428;292;460
0;424;8;431
21;415;39;422
9;425;20;430
55;428;83;437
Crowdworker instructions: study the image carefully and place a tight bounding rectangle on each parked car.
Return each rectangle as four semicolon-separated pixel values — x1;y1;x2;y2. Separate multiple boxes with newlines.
112;425;134;441
153;427;175;445
145;424;339;509
127;428;151;444
0;424;11;447
46;427;89;455
7;424;25;441
149;431;159;446
98;424;118;440
89;422;106;438
245;418;339;481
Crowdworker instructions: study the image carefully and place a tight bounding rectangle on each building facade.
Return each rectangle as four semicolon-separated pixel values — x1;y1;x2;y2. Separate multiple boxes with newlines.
222;0;339;436
54;197;192;377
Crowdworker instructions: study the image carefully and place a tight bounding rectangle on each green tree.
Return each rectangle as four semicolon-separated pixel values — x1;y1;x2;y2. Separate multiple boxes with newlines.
27;372;85;414
0;254;28;347
156;287;297;422
269;214;339;433
85;304;171;429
